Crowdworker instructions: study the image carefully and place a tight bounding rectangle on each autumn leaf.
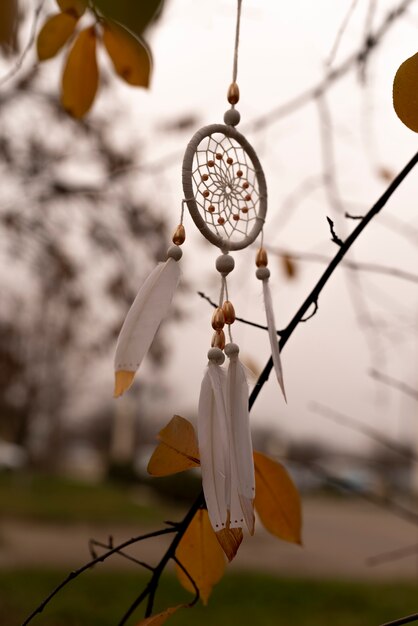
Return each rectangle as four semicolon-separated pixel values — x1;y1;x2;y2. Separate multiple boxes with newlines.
215;527;243;562
56;0;86;18
253;451;302;544
393;52;418;132
103;21;152;87
281;254;297;280
37;13;78;61
135;605;184;625
0;0;19;56
175;509;225;605
147;415;200;477
61;26;99;119
92;0;163;37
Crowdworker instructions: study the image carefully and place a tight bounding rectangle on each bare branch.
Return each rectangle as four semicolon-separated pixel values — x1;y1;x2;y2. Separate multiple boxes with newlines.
370;369;418;401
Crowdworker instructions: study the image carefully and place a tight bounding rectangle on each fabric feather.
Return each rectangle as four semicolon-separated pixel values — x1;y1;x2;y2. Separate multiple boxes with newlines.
262;278;286;401
198;363;229;532
226;351;255;534
114;257;180;397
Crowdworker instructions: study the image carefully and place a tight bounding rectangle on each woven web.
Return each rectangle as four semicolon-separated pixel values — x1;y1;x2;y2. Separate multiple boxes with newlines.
191;132;260;242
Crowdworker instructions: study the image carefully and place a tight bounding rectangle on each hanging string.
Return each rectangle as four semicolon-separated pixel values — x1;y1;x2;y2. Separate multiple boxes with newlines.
232;0;243;84
219;275;226;307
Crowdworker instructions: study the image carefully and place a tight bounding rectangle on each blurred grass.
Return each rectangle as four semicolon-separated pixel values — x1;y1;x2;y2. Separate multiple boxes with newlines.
0;471;168;524
2;569;418;626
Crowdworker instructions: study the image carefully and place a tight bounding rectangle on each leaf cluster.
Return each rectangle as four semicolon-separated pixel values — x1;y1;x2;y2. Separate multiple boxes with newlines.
36;0;162;118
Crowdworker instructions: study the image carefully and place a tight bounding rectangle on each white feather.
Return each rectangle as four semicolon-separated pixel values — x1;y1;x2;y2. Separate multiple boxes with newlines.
114;258;180;374
198;364;229;532
226;353;255;534
262;278;286;401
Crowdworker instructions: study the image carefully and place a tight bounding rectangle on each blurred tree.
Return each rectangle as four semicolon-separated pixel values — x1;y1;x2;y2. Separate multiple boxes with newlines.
0;4;171;468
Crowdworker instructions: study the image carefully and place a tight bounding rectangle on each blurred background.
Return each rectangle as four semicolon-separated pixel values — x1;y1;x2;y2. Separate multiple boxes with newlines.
2;0;418;624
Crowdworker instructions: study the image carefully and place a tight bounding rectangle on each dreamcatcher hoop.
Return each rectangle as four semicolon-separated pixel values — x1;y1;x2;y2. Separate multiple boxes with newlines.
182;123;267;252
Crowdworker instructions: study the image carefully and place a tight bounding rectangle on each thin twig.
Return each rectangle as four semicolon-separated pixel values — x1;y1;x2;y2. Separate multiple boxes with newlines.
89;538;154;571
326;216;344;247
310;402;418;463
197;291;283;335
370;369;418;401
21;527;176;625
380;613;418;626
172;556;200;606
367;542;418;567
268;247;418;286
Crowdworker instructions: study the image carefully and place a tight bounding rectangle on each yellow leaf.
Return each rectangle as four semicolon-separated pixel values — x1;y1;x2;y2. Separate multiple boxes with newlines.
61;26;99;119
253;451;302;545
393;52;418;132
215;527;243;562
175;509;225;605
281;254;297;280
102;21;152;87
37;13;78;61
147;415;200;477
56;0;86;18
135;604;184;626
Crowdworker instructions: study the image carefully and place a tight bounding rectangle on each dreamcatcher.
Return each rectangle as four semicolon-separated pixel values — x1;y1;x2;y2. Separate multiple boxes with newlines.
114;0;285;536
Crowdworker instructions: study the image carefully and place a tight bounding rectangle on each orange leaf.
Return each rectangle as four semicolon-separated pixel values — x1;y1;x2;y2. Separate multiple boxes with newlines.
215;527;243;562
393;52;418;132
37;13;78;61
147;415;200;477
136;604;184;625
281;254;297;280
102;21;152;87
253;451;302;544
61;26;99;119
56;0;86;18
175;509;225;605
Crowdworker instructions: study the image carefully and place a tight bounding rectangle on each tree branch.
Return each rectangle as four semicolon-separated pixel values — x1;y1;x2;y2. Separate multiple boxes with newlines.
249;151;418;410
21;527;177;625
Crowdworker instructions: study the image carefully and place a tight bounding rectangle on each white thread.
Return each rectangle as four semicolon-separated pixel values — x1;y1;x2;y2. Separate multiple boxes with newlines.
219;276;226;307
232;0;243;85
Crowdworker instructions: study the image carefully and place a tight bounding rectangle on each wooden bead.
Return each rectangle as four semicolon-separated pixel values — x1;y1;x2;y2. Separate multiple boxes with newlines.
216;153;223;160
241;207;249;214
202;174;209;181
233;214;240;221
172;224;185;245
227;82;240;105
236;170;243;178
216;254;235;274
222;300;235;325
208;160;215;167
208;205;215;213
256;247;268;267
203;190;210;198
211;307;225;330
211;329;225;350
227;157;233;165
218;217;225;225
242;181;249;189
245;194;251;201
